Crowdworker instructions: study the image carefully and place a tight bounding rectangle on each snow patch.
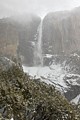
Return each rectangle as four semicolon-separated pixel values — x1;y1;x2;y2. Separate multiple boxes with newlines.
71;53;80;58
23;64;67;92
45;54;53;58
65;74;80;86
71;94;80;104
10;118;14;120
4;57;15;65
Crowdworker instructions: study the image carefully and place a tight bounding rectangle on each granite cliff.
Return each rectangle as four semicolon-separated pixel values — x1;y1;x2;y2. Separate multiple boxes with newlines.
42;7;80;55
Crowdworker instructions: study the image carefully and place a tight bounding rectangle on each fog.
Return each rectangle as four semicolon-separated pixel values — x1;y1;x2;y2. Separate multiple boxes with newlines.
0;0;80;18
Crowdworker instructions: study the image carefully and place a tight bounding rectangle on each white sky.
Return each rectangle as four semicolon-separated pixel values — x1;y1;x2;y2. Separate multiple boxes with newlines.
0;0;80;18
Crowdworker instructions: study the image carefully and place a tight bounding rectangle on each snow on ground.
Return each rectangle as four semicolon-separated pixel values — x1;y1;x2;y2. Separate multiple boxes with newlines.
10;118;14;120
23;64;80;88
71;94;80;104
71;53;80;58
23;64;68;91
45;54;53;58
23;66;51;78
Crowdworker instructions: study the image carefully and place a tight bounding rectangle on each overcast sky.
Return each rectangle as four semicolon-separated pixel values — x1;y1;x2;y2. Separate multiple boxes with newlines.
0;0;80;18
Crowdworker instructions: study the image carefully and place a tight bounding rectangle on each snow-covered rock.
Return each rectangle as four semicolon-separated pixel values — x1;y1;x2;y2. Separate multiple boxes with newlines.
71;94;80;104
10;118;14;120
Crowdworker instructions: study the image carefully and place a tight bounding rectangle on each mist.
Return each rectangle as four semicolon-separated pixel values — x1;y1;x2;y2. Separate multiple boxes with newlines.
0;0;80;18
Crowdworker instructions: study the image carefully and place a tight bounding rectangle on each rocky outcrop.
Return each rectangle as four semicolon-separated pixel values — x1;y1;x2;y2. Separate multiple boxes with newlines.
42;7;80;55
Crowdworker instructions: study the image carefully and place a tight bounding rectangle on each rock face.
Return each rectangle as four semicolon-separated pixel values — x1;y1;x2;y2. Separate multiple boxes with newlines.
42;7;80;55
63;54;80;102
0;14;41;66
0;18;19;58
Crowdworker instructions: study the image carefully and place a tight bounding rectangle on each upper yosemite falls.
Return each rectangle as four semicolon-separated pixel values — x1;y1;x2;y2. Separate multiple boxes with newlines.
34;20;43;66
0;4;80;113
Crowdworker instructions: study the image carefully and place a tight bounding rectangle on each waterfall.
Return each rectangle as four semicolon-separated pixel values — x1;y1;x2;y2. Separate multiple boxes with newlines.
34;20;43;66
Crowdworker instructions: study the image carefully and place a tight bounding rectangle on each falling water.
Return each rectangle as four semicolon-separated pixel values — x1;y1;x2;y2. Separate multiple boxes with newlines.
34;20;43;66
